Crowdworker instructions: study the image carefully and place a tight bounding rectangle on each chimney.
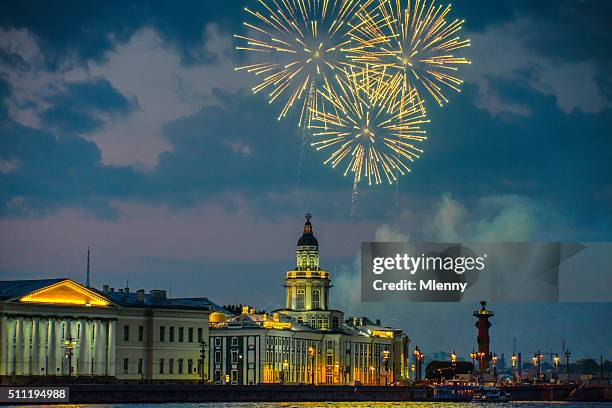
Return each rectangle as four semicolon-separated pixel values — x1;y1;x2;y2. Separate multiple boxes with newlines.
136;289;145;302
124;287;129;294
110;287;115;292
118;288;123;293
103;285;109;292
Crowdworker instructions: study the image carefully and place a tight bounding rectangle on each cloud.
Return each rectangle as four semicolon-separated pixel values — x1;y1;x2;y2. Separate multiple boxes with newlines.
430;193;559;242
465;18;611;115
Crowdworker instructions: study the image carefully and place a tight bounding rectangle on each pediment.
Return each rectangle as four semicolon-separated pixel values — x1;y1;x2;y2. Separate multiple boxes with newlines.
18;279;110;307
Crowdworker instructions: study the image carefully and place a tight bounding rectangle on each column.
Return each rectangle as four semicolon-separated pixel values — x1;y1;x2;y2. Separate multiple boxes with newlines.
85;320;93;375
47;319;57;376
24;318;33;375
108;320;116;376
31;318;40;376
77;319;86;375
15;318;24;376
96;320;107;376
39;319;48;376
0;316;7;376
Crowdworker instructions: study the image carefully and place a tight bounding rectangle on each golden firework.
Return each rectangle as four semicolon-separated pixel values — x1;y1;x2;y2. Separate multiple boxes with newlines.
235;0;373;127
346;0;471;106
309;67;429;185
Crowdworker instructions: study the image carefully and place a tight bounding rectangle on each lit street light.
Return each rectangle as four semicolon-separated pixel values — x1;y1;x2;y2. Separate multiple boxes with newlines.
382;350;390;386
308;346;316;385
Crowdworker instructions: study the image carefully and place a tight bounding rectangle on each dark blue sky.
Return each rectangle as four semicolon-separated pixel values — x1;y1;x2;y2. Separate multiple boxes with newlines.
0;0;611;359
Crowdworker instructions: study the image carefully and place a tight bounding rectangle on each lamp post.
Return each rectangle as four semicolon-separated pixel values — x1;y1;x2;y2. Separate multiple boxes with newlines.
282;360;289;384
64;336;77;377
450;350;457;381
470;349;478;380
537;351;543;380
492;353;498;378
308;346;316;385
511;353;517;383
414;346;423;383
565;350;571;383
382;350;390;386
554;353;560;381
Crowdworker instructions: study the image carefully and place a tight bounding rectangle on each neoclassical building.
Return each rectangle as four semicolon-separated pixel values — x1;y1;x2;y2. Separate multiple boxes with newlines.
209;215;410;385
0;278;222;383
1;214;410;386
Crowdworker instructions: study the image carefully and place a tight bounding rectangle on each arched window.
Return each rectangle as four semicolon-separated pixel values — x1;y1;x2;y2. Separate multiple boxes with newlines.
297;317;303;324
312;289;320;309
317;317;323;329
296;289;305;310
332;316;339;328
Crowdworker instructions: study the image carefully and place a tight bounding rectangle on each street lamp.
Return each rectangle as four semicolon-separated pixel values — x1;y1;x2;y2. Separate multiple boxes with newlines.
470;349;478;377
492;353;498;376
282;360;289;384
554;353;560;381
450;350;457;378
511;353;517;383
382;350;390;386
308;346;316;385
564;350;571;384
414;346;424;383
64;337;77;377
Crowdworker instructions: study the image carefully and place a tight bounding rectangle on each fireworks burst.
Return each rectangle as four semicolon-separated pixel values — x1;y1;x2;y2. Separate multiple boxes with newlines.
346;0;471;106
235;0;372;127
309;67;429;186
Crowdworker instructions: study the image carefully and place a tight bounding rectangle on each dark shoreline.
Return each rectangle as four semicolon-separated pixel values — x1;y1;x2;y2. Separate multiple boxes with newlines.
1;383;611;405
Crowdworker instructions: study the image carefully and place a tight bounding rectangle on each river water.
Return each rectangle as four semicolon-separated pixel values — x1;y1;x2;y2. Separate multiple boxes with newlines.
10;403;612;407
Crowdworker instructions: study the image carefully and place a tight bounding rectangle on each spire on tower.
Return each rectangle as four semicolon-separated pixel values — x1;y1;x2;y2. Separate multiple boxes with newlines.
86;246;90;288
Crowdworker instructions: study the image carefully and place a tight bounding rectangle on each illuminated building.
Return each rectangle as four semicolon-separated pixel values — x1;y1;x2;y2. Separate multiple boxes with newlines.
210;214;410;385
0;278;222;383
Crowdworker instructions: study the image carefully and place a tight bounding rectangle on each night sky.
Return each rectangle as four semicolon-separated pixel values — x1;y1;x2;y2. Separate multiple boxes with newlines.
1;1;611;360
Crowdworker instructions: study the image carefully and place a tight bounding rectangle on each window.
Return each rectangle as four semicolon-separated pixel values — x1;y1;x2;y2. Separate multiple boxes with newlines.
312;289;320;309
198;328;203;342
160;326;165;342
123;325;130;341
138;359;143;375
188;359;193;374
178;358;184;374
178;327;184;343
77;323;81;339
231;369;238;384
123;358;129;374
327;340;333;349
214;337;221;347
296;289;305;309
215;351;221;363
169;359;174;374
231;337;238;346
159;359;164;374
169;327;175;342
231;350;239;363
188;327;194;342
332;316;339;328
138;325;144;342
